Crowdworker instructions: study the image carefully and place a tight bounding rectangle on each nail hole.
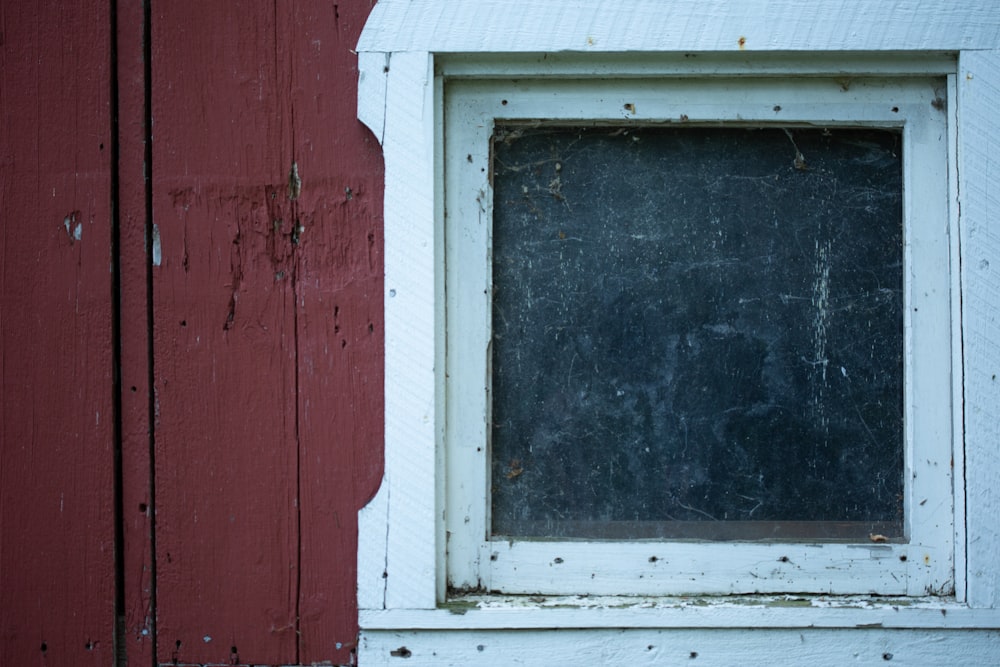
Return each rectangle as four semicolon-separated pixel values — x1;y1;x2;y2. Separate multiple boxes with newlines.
690;651;699;658
41;642;48;653
501;99;508;106
891;106;900;112
139;503;147;513
899;555;907;562
180;320;187;327
130;386;137;392
390;646;412;658
883;652;893;661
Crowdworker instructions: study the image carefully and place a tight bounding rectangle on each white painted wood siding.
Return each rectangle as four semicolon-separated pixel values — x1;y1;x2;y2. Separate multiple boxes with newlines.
357;1;1000;663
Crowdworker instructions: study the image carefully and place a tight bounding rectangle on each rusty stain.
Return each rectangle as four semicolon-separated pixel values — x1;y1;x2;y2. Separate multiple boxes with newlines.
505;459;523;479
738;36;746;49
624;102;636;114
869;533;889;543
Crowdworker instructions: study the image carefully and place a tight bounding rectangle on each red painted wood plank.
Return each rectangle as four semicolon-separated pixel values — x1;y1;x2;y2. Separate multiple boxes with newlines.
150;2;382;663
150;2;300;664
0;2;117;665
115;0;156;662
288;1;384;663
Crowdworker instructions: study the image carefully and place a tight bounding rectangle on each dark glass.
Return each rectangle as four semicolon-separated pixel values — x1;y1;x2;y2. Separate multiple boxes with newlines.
490;126;904;541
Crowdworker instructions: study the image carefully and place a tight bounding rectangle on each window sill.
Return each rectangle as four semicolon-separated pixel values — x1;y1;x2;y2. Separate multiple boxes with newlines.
361;595;1000;630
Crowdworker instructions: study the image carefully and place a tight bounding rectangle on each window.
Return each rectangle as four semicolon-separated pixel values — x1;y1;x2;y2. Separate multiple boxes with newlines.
355;1;1000;662
445;76;953;596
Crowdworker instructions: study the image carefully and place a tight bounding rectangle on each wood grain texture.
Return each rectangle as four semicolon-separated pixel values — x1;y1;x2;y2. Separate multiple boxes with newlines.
151;2;300;663
288;0;384;662
361;627;1000;666
959;50;1000;609
0;2;117;664
357;0;1000;646
358;0;1000;54
363;600;1000;630
151;1;382;664
356;50;440;613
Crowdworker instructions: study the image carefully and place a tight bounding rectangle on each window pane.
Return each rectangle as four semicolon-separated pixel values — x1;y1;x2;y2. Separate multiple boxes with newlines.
490;126;903;541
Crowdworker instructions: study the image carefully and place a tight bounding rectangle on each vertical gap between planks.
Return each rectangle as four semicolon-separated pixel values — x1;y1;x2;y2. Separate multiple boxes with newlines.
109;0;127;664
143;0;158;663
283;1;304;660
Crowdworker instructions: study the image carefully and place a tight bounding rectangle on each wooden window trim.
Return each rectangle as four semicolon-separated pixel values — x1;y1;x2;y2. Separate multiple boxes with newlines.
355;1;1000;663
444;75;951;598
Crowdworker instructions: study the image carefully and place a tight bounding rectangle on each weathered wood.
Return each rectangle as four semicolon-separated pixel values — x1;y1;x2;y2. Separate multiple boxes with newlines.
0;2;117;664
151;2;299;663
359;0;1000;53
116;0;156;662
959;50;1000;610
356;50;440;613
288;0;385;662
357;0;1000;663
150;1;383;664
361;627;1000;666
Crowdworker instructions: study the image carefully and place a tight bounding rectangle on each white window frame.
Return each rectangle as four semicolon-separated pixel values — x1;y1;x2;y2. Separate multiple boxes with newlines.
445;75;952;598
355;1;1000;664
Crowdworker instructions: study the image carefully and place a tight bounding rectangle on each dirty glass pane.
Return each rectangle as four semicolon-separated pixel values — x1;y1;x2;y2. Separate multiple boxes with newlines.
489;126;904;541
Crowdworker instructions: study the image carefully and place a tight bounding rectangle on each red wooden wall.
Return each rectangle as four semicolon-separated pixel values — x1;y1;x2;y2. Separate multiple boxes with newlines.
2;1;384;665
1;3;117;665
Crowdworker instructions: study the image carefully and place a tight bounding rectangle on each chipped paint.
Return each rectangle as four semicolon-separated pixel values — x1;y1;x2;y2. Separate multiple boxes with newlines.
288;161;302;200
151;224;162;266
63;212;82;243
